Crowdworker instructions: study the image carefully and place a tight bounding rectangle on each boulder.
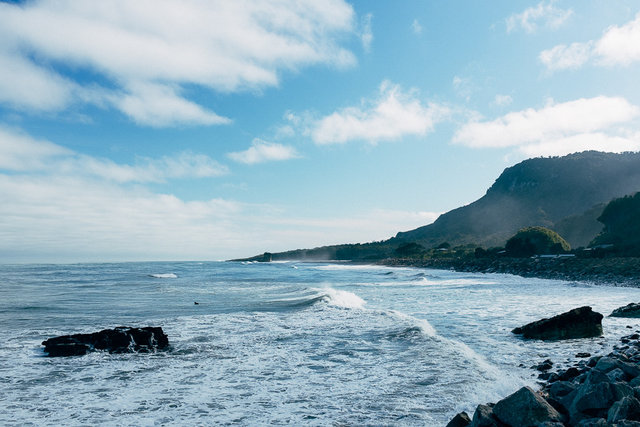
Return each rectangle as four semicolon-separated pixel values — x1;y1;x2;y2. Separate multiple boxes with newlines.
492;386;563;426
469;404;504;427
512;306;603;340
608;396;640;423
42;326;169;357
611;303;640;318
446;411;471;427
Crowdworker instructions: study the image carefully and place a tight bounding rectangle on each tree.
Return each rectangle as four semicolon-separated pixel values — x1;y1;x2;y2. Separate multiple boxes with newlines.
505;227;571;257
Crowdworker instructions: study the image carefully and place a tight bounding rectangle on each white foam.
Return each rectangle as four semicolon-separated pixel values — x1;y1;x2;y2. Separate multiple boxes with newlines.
387;309;437;336
313;287;366;309
149;273;177;279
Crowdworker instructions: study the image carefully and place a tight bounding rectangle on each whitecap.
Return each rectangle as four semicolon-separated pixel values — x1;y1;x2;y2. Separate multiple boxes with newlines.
148;273;177;279
311;287;366;309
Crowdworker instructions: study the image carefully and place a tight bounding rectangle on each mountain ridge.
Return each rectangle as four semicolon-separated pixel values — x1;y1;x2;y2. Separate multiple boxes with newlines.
237;151;640;262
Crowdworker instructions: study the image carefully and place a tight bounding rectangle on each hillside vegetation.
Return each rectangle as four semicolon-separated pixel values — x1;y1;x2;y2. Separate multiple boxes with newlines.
237;151;640;262
591;192;640;256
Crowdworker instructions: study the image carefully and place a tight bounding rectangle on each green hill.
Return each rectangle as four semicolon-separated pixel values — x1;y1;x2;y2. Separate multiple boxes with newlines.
591;192;640;256
237;151;640;262
393;151;640;249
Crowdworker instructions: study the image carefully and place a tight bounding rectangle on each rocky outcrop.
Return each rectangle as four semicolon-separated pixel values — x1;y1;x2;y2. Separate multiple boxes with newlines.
446;411;471;427
42;326;169;357
447;332;640;426
611;303;640;318
512;306;603;340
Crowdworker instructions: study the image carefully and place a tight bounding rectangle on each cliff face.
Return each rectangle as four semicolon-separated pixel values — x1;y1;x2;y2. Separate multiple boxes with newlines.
394;151;640;248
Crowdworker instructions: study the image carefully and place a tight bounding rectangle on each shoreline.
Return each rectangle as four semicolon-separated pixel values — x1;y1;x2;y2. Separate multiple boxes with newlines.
380;256;640;287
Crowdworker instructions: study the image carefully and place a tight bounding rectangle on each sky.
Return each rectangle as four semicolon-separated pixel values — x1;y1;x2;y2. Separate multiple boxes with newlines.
2;0;640;263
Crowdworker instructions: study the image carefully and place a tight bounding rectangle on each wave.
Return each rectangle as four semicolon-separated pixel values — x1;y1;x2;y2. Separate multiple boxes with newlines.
265;287;366;311
384;309;437;337
315;287;366;309
149;273;177;279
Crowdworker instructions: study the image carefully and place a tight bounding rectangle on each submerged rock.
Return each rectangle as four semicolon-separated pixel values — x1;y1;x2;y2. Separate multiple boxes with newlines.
42;326;169;357
611;303;640;318
512;306;603;340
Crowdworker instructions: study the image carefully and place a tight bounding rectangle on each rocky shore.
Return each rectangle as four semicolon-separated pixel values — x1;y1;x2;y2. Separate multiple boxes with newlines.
382;256;640;287
447;306;640;426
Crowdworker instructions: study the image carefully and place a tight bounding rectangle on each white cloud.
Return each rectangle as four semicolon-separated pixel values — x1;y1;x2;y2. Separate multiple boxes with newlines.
115;82;231;127
454;96;640;156
540;13;640;71
0;50;75;112
411;19;423;35
506;1;573;33
0;0;358;126
594;13;640;66
0;127;71;170
0;167;441;262
311;81;449;145
539;42;592;71
228;139;300;164
361;13;373;52
0;126;228;182
493;94;513;107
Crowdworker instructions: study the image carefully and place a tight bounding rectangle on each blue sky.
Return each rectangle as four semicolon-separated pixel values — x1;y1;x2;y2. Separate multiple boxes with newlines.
2;0;640;262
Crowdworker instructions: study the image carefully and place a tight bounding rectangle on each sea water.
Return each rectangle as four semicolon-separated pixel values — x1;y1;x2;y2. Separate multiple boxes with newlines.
2;261;640;426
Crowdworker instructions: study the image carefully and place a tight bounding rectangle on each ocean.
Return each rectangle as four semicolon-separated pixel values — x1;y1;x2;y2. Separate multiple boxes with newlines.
1;261;640;426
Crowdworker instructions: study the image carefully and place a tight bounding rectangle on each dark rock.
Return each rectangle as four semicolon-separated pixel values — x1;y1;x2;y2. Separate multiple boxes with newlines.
492;386;563;426
42;326;169;357
570;381;633;423
549;381;578;400
588;356;603;367
575;418;608;426
608;368;627;382
446;411;471;427
608;396;640;423
576;352;592;358
469;404;504;427
611;303;640;318
559;367;583;382
535;359;554;371
512;306;603;340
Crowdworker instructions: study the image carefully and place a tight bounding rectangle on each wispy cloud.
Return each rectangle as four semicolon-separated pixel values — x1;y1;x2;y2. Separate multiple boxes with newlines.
506;1;573;33
0;126;228;182
361;13;373;52
493;94;513;107
453;96;640;156
411;19;423;35
311;81;449;145
0;0;358;126
540;13;640;71
228;139;300;165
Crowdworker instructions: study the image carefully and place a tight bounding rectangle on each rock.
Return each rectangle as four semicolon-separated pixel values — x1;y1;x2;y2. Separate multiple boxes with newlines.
596;356;619;373
512;306;603;340
469;404;504;427
576;352;592;358
611;303;640;318
42;326;169;357
576;418;608;426
535;359;554;371
569;381;633;423
492;386;563;426
558;367;582;382
608;368;627;382
608;396;640;423
446;411;471;427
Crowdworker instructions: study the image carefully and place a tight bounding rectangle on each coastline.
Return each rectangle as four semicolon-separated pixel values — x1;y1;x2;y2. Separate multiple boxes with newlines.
380;256;640;287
